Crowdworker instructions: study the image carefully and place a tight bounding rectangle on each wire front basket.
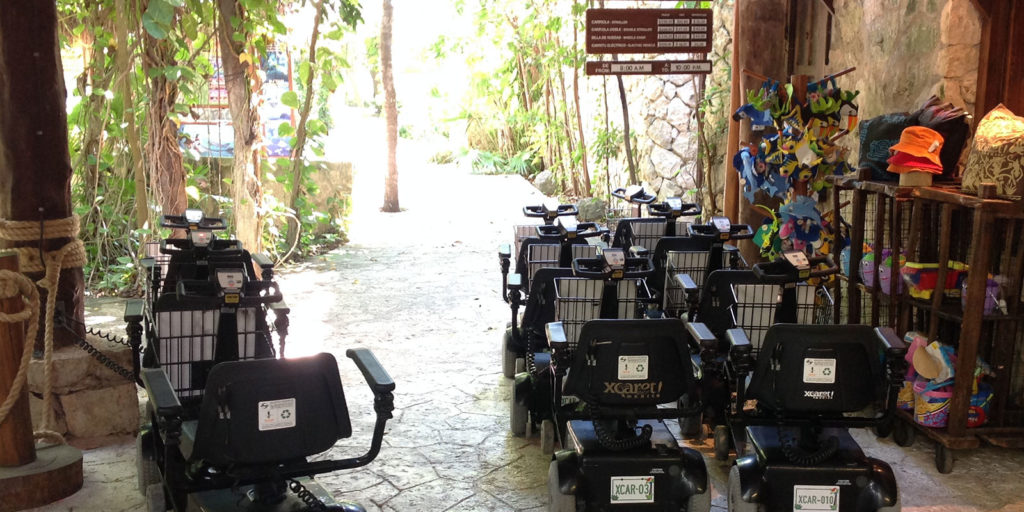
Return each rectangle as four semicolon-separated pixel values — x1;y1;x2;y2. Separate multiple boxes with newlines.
729;283;835;349
154;307;273;399
525;244;598;291
663;250;728;317
554;277;652;351
620;219;668;252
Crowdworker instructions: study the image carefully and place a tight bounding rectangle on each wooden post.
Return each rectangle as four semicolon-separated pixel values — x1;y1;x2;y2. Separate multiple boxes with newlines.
735;0;790;264
724;4;741;222
0;0;85;351
0;253;33;467
948;183;997;437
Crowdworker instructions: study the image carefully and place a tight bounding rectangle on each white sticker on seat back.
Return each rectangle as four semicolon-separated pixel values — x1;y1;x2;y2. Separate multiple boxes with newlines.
618;355;649;380
803;358;836;384
258;398;296;431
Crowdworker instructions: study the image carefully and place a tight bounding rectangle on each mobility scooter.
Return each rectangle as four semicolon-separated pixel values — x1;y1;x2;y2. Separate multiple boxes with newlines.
724;323;906;512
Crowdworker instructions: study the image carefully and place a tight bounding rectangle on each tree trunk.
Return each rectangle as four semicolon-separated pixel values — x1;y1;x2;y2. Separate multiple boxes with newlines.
571;24;591;196
736;0;789;264
218;0;263;253
381;0;400;212
0;0;85;350
286;0;325;248
617;75;638;185
114;0;149;230
142;3;187;234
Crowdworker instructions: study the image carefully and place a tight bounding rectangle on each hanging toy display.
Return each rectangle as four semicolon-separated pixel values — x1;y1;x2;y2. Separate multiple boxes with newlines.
731;67;858;259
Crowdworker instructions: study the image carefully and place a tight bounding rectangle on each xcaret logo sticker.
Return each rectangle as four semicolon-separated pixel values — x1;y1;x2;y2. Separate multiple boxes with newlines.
803;390;834;400
604;381;664;399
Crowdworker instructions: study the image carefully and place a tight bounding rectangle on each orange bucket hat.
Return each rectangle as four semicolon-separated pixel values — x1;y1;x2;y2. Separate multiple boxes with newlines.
889;126;945;168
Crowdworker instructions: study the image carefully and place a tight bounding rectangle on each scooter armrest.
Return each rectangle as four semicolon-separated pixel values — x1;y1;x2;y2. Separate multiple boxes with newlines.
141;368;182;418
507;273;523;291
498;243;512;260
629;245;650;258
546;321;568;351
346;348;396;394
675;273;699;294
124;299;144;323
685;321;716;353
875;327;906;352
269;299;290;315
726;328;755;373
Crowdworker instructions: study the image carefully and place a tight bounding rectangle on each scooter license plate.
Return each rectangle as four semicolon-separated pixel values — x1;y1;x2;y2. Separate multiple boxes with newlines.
793;485;839;511
610;476;654;504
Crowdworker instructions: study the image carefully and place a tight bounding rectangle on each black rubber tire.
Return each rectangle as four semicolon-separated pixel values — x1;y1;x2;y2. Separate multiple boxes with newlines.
541;419;556;454
892;420;915;447
713;425;731;461
145;483;166;512
136;432;161;495
510;391;528;437
727;465;764;512
873;416;893;438
547;460;576;512
935;444;954;474
686;488;712;512
502;328;516;379
877;496;902;512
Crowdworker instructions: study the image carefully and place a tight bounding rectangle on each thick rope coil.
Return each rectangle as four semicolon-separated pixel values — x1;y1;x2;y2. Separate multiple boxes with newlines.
0;215;86;446
0;270;42;431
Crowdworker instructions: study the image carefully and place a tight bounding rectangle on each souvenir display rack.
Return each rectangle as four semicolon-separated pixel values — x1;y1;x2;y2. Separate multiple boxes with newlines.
830;177;1024;472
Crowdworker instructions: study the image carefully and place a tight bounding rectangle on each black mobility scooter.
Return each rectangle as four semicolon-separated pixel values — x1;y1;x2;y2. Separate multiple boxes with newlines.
654;216;751;318
679;251;836;457
609;185;703;253
499;214;606;378
725;324;906;512
127;227;394;511
546;318;711;512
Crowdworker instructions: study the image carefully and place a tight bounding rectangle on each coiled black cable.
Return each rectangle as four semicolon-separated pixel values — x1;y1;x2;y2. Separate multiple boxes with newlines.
777;428;839;466
589;402;653;451
289;479;327;511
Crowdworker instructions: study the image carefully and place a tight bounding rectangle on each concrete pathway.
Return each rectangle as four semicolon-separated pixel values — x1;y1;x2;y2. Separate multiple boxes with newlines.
32;132;1024;510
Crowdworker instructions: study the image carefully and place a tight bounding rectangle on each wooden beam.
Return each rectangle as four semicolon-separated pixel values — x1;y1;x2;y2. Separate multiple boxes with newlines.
0;252;33;467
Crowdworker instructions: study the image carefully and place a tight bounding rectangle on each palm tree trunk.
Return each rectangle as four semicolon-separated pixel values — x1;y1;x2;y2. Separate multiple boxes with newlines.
381;0;400;212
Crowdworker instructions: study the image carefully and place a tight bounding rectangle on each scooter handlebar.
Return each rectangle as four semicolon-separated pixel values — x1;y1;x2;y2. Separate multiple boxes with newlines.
687;223;755;240
611;187;656;204
570;255;654;279
523;204;578;218
160;214;227;230
751;253;838;282
535;223;607;240
647;202;702;218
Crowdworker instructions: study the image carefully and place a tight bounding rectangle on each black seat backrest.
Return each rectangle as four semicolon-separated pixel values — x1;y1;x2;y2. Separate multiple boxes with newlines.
611;217;667;250
192;352;351;466
747;324;883;413
521;267;575;335
695;269;764;337
650;236;715;295
563;318;694;407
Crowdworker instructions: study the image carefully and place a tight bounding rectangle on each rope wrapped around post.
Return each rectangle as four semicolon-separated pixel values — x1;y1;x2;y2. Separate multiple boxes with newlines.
0;215;88;446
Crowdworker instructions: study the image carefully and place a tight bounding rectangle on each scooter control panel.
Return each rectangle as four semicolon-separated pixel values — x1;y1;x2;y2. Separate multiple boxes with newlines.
190;230;213;247
216;268;245;294
184;208;204;224
783;250;810;270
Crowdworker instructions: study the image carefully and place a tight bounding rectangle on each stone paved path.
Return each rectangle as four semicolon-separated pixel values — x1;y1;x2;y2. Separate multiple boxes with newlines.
34;134;1024;510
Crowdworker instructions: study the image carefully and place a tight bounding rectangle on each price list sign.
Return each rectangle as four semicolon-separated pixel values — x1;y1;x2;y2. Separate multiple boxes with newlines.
585;8;713;55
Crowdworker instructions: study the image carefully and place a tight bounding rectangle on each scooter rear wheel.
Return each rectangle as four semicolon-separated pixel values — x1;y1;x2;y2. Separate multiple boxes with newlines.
547;460;576;512
502;328;517;378
727;465;765;512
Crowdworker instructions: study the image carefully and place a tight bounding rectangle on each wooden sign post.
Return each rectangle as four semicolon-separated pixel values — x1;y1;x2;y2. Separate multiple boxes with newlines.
0;252;34;467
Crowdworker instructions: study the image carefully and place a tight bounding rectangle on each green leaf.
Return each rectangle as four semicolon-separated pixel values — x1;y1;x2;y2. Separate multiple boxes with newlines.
166;0;184;6
142;13;168;39
277;122;294;137
116;256;133;265
148;0;175;26
281;90;299;108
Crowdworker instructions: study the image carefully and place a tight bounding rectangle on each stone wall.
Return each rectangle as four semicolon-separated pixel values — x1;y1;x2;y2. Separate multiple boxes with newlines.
830;0;981;119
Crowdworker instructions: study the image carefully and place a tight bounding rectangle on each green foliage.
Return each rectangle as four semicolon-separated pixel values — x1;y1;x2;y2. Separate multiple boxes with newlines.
59;0;362;294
